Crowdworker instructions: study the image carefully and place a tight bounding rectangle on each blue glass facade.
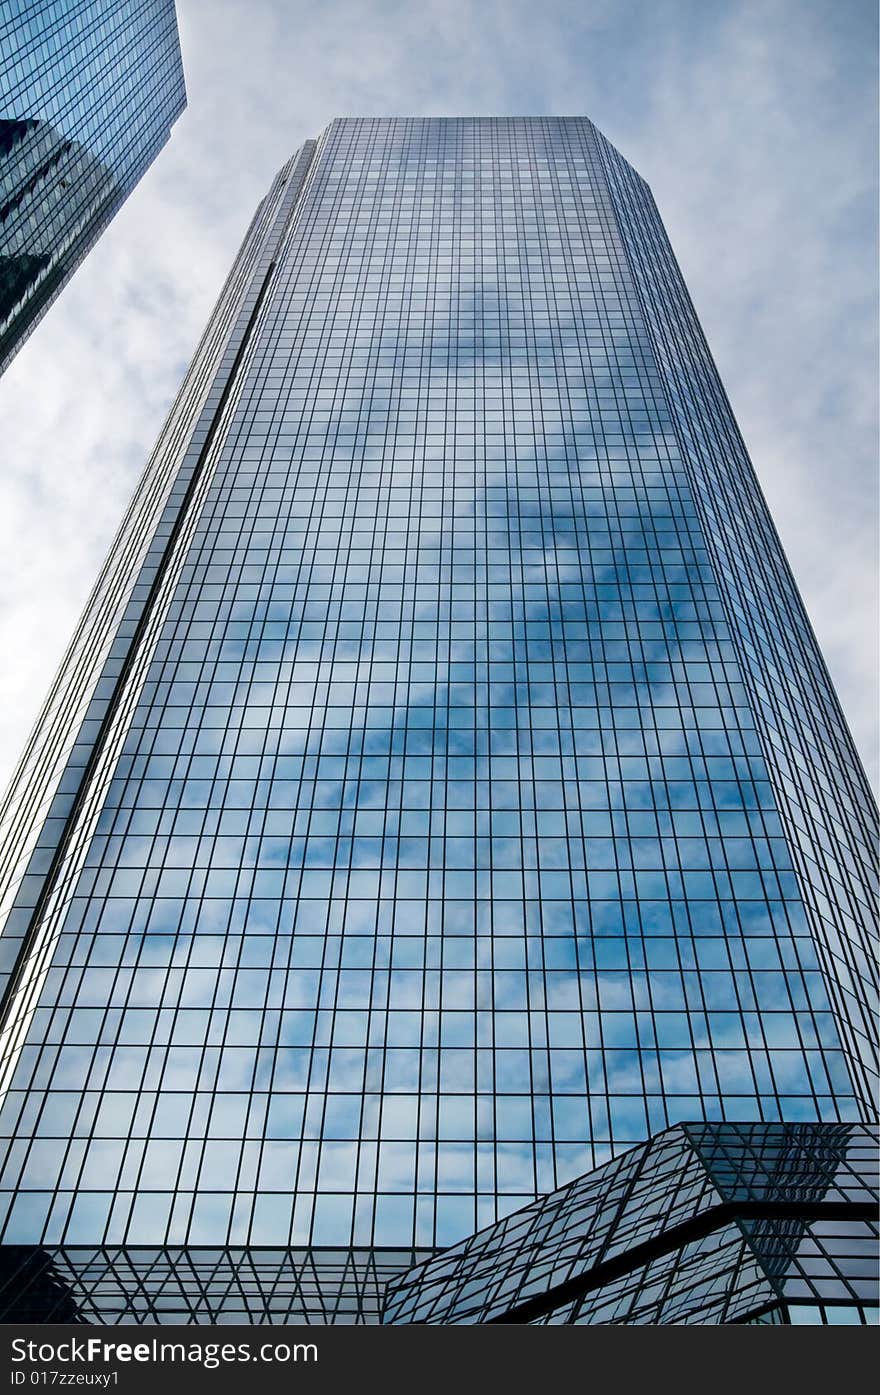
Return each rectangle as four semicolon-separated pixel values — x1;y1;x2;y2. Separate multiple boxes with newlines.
0;0;185;371
0;117;874;1322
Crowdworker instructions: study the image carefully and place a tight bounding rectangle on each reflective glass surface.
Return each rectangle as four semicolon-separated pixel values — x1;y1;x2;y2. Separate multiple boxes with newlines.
594;131;878;1115
0;0;186;370
0;118;875;1321
0;1244;426;1324
383;1121;879;1325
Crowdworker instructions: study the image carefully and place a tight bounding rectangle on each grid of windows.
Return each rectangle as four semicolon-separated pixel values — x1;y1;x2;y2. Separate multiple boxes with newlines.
0;146;313;1045
593;130;878;1117
0;0;186;371
0;118;875;1317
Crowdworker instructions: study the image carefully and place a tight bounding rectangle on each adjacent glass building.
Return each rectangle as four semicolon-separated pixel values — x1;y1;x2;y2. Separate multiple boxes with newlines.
0;0;185;373
383;1122;879;1325
0;117;875;1324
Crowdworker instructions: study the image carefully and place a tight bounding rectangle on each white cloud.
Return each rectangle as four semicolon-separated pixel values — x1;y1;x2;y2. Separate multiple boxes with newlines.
0;0;875;790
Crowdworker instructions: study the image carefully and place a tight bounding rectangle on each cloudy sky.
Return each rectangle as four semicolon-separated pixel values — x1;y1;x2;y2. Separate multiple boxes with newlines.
0;0;877;795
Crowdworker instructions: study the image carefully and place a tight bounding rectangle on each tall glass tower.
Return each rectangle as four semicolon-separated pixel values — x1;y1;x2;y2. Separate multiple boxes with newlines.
0;0;185;373
0;118;875;1325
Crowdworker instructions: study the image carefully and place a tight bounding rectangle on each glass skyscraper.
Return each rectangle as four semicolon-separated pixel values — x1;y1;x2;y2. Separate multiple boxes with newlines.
0;117;875;1324
0;0;185;373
